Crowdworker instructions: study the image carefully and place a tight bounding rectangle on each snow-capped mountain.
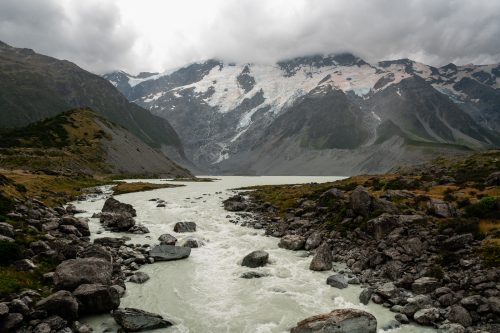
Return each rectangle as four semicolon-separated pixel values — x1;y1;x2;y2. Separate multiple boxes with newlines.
104;54;500;175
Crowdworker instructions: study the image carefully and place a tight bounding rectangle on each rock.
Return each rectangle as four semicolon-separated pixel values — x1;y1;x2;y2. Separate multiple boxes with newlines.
102;197;136;216
442;234;473;251
242;250;269;268
372;198;400;214
36;291;79;320
30;240;51;254
413;308;439;325
309;242;333;271
348;277;360;285
395;313;409;324
447;305;472;327
290;308;377;333
78;244;113;262
100;212;135;231
366;214;400;240
9;299;29;316
111;285;126;298
305;232;322;250
181;237;204;248
112;308;173;331
223;195;247;212
359;289;373;305
427;199;456;218
279;235;306;250
53;258;113;290
149;245;191;261
488;296;500;313
158;234;177;245
60;215;90;236
402;237;423;255
412;277;440;294
376;282;400;299
485;171;500;185
129;224;150;234
173;221;196;233
349;186;373;217
326;274;348;289
438;323;466;333
240;271;269;279
460;295;482;310
0;222;15;238
14;259;36;271
381;320;401;331
129;272;150;284
0;302;9;317
0;234;14;242
94;237;126;248
73;283;120;315
0;313;23;331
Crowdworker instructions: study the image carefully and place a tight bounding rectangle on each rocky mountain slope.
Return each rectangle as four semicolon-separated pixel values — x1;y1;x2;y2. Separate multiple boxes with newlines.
106;54;500;175
0;41;188;166
0;108;192;178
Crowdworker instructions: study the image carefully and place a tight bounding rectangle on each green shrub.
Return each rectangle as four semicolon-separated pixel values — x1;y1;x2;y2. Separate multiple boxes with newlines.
457;198;471;208
465;196;500;219
384;178;421;190
439;218;483;240
0;241;24;266
15;183;27;193
479;241;500;267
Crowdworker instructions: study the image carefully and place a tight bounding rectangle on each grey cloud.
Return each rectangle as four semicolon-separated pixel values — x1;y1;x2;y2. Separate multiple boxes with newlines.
1;0;499;74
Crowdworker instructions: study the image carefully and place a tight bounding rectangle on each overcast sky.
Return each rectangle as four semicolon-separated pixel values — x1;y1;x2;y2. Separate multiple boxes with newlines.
1;0;500;74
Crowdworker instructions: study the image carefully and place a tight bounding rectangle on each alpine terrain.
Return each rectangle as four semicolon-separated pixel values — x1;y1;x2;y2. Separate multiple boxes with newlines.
106;54;500;175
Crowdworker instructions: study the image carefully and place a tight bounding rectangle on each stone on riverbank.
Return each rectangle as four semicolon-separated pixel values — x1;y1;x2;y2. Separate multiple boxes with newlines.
112;308;173;331
279;235;305;250
73;284;120;315
326;274;348;289
290;308;377;333
36;291;79;320
102;197;136;216
309;243;332;271
53;258;113;291
158;234;177;245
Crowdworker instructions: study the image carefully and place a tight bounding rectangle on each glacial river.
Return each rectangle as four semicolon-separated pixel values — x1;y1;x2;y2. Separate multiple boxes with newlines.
73;176;435;333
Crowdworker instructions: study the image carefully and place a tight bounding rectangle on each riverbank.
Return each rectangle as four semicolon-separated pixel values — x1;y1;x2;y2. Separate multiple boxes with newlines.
224;151;500;332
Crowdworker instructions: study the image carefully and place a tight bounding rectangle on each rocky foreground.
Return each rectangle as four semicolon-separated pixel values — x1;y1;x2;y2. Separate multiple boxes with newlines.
0;193;196;332
224;151;500;333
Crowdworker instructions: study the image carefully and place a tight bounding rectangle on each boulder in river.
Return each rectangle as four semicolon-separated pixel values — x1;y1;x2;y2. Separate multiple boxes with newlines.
326;274;348;289
279;235;305;250
112;308;173;332
158;234;177;245
102;197;136;216
149;245;191;261
173;222;196;233
53;258;113;291
242;250;269;268
240;271;269;279
309;242;333;271
290;308;377;333
73;283;120;315
99;212;135;232
181;237;205;248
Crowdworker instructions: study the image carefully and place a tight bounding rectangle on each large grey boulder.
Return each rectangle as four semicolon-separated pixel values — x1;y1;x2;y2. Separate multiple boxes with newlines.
309;243;333;271
359;289;373;305
99;212;135;231
279;235;306;250
305;232;322;250
149;245;191;261
366;214;399;240
326;274;348;289
413;307;440;325
349;186;372;217
53;258;113;291
290;308;377;333
173;222;196;233
158;234;177;245
112;308;173;331
447;305;472;327
242;250;269;268
102;197;136;216
78;244;113;262
223;195;247;212
73;284;120;315
427;199;456;218
36;291;79;320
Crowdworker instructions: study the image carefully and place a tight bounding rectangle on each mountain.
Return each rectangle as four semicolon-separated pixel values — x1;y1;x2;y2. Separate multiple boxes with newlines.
0;41;188;166
105;54;500;175
0;108;192;177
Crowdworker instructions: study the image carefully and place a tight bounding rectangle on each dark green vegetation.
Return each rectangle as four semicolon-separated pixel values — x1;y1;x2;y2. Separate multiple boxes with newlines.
0;41;184;155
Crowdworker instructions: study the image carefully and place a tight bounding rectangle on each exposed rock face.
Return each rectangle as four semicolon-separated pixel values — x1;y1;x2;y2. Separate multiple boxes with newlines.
158;234;177;245
149;245;191;261
112;308;173;332
290;308;377;333
53;258;113;291
279;235;306;250
309;243;333;271
241;250;269;268
73;284;120;315
36;291;79;320
173;222;197;233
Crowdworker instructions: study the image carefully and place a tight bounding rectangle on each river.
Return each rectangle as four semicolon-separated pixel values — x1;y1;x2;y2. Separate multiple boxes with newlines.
72;176;435;333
